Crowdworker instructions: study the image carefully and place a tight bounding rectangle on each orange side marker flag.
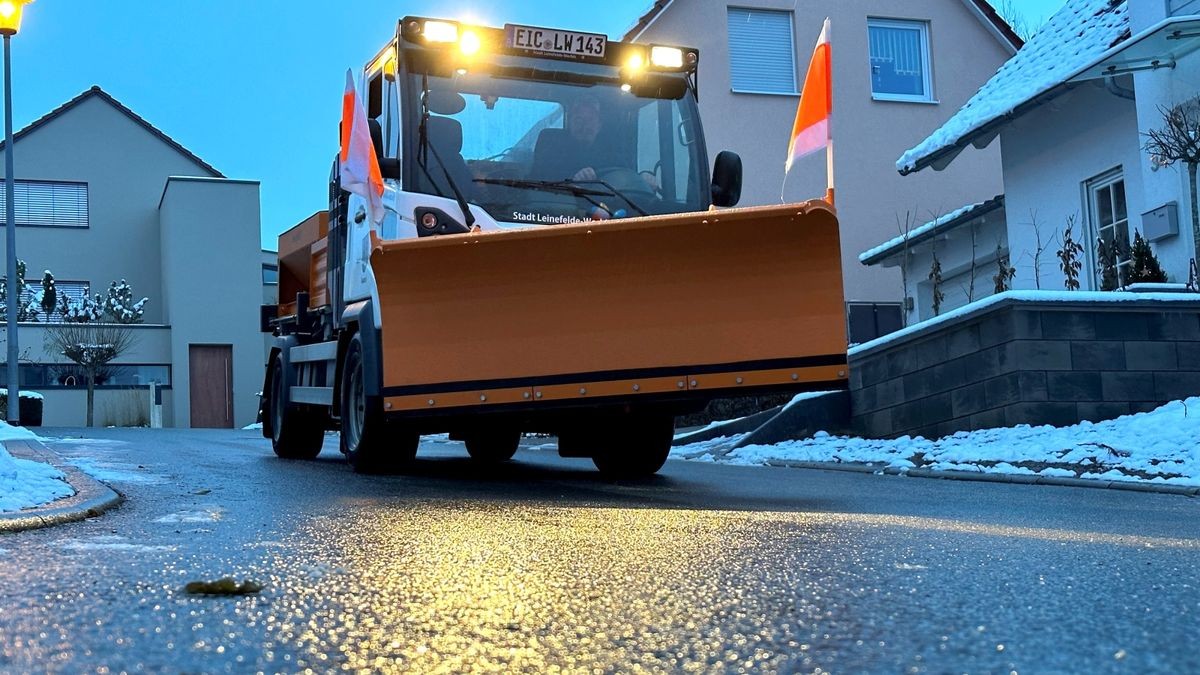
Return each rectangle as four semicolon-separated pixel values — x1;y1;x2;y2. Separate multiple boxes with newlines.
783;18;834;205
340;69;386;225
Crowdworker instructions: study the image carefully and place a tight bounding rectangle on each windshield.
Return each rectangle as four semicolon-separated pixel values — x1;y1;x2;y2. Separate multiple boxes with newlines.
404;62;707;225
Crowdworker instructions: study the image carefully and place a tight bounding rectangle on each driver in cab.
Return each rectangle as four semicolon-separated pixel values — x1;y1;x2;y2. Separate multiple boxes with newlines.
530;94;658;219
531;94;615;182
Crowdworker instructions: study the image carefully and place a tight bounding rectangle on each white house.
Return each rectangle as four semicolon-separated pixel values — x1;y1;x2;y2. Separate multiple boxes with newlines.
874;0;1200;324
0;87;265;428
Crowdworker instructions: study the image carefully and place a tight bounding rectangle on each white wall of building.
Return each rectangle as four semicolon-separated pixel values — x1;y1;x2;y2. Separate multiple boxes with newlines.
999;81;1147;291
160;177;264;429
1128;1;1200;280
881;207;1007;323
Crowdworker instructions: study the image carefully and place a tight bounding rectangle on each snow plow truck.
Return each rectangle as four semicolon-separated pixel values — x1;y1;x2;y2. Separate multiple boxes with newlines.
260;16;848;476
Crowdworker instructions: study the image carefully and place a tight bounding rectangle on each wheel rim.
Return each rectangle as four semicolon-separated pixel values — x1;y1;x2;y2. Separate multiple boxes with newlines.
346;355;365;450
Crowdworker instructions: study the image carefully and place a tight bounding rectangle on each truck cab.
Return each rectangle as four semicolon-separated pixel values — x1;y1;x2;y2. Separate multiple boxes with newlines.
360;16;740;240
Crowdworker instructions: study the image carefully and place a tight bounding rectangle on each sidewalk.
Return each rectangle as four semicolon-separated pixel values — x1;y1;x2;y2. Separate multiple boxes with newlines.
0;438;123;532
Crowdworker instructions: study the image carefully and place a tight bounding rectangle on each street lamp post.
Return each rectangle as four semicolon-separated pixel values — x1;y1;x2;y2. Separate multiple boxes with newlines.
0;0;28;425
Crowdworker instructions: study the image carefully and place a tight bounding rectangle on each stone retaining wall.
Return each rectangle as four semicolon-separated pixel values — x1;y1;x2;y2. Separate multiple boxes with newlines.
847;296;1200;439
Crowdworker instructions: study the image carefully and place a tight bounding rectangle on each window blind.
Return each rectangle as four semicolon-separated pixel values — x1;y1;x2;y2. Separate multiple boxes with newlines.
727;8;797;94
0;180;89;227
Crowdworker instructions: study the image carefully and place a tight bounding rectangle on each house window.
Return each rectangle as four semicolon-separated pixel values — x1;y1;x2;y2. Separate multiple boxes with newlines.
1086;170;1130;288
0;180;88;227
0;363;169;388
847;302;903;344
262;264;279;284
868;19;933;102
726;8;797;95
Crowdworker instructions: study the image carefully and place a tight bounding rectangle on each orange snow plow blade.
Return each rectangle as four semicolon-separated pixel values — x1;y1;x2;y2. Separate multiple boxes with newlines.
372;201;848;413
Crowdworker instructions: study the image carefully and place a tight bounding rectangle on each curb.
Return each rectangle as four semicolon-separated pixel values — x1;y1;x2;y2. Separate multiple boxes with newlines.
760;460;1200;496
0;438;123;533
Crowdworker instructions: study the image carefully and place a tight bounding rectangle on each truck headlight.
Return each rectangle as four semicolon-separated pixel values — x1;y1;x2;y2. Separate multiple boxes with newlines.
422;20;459;43
650;46;684;69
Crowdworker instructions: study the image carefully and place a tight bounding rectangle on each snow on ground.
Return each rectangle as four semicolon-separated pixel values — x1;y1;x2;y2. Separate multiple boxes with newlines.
0;422;72;512
242;422;263;430
674;398;1200;486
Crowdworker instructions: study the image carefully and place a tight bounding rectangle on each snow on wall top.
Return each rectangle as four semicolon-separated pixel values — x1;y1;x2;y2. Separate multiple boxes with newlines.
896;0;1129;175
858;197;1003;265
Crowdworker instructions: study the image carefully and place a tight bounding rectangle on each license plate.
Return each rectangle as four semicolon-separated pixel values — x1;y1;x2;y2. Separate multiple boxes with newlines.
505;24;607;60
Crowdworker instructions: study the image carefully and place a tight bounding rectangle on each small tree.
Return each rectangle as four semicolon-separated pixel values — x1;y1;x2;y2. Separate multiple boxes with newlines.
1144;95;1200;277
40;271;56;318
993;245;1015;294
895;210;916;327
1097;236;1123;291
1021;210;1055;290
44;323;136;427
1127;230;1168;284
101;279;148;324
1057;216;1084;290
928;249;945;316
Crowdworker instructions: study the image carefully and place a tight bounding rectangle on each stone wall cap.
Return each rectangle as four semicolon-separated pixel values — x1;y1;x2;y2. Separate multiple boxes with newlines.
849;290;1200;360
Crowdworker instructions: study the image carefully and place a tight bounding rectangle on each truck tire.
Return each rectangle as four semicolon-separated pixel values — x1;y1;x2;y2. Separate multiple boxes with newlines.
465;429;520;463
341;333;418;473
269;357;324;460
591;413;675;478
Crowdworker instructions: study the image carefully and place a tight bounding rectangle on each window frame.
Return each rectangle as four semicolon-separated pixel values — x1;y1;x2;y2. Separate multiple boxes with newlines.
0;179;90;228
726;7;799;96
1084;168;1131;290
0;362;172;389
867;18;935;104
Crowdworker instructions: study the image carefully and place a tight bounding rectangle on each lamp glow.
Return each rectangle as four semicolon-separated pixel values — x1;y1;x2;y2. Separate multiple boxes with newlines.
459;30;481;56
0;0;28;36
625;53;645;71
650;46;684;69
423;20;459;43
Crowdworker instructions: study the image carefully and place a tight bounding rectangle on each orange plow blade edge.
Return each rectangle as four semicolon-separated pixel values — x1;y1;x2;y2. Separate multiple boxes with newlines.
372;201;848;413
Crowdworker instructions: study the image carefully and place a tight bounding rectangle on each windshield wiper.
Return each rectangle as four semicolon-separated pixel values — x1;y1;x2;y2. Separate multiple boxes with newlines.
418;74;476;229
475;178;649;218
563;179;649;217
473;178;614;214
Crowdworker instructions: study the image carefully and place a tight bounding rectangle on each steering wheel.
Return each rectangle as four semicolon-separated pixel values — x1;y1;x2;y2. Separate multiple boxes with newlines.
596;167;659;199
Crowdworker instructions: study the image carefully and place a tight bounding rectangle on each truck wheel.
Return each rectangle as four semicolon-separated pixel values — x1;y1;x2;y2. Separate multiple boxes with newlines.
269;357;324;460
465;429;520;463
341;334;418;473
591;413;675;478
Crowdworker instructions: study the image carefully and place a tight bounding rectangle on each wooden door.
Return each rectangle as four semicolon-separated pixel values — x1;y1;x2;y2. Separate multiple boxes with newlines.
189;344;233;428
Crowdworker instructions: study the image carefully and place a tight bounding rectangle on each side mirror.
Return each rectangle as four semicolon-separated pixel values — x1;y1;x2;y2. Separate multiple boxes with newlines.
711;151;742;207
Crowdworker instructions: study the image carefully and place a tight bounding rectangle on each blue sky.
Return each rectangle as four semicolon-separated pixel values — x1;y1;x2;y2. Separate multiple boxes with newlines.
5;0;1060;248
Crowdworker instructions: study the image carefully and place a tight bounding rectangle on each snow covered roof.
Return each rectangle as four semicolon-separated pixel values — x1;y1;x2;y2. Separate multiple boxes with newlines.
897;0;1130;175
858;195;1005;266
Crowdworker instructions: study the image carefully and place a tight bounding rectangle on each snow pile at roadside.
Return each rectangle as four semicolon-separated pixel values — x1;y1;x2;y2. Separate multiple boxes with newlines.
674;398;1200;486
0;423;71;512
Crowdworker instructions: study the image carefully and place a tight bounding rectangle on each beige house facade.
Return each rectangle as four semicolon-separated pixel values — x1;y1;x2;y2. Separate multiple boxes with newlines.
625;0;1020;341
0;87;264;428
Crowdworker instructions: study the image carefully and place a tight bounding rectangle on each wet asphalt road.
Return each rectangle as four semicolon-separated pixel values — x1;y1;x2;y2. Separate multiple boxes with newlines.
0;428;1197;673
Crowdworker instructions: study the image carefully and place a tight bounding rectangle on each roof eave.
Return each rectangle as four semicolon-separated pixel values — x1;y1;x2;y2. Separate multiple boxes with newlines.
898;81;1078;176
859;195;1006;265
